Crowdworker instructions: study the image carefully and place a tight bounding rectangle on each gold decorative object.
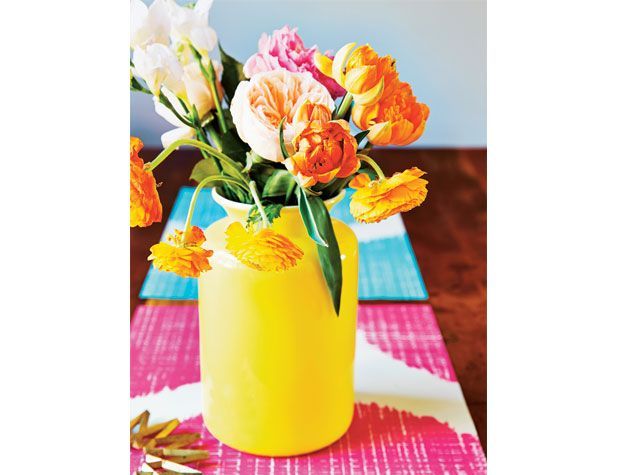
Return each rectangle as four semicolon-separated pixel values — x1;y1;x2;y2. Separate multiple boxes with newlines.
131;411;208;474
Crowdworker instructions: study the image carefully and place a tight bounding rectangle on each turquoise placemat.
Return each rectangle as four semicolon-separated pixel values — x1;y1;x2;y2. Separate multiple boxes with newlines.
139;187;428;301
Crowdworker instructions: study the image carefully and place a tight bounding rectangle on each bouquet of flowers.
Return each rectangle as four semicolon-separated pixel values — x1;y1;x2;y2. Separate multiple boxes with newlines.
130;0;430;314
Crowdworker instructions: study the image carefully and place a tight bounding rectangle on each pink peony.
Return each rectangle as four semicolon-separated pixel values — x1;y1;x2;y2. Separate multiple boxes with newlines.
243;26;346;99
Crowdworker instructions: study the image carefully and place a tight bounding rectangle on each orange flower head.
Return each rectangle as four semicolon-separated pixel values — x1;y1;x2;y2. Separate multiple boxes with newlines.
225;222;304;272
349;167;428;223
352;81;430;146
315;43;399;106
148;226;213;278
130;137;163;227
285;118;360;187
294;101;332;125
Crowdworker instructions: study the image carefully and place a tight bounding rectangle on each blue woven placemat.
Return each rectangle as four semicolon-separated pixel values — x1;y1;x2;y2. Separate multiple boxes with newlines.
140;187;428;301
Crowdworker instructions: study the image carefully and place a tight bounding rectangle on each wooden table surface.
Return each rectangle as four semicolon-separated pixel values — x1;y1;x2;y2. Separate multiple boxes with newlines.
130;147;487;451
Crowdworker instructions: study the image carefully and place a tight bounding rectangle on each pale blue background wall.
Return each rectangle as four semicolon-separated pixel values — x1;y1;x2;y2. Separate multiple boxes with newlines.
131;0;486;148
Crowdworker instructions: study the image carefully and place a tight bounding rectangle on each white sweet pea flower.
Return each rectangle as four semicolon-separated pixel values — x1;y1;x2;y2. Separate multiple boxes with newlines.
132;43;185;97
153;89;196;148
168;0;217;54
130;0;170;50
182;59;223;118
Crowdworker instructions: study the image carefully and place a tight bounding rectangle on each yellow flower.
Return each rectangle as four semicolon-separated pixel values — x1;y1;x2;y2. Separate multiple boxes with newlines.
315;43;398;106
148;226;213;277
225;222;304;272
352;80;430;146
130;137;163;227
349;167;428;223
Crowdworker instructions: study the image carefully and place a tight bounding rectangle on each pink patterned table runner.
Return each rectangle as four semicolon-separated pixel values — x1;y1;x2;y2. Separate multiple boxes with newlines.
130;304;486;474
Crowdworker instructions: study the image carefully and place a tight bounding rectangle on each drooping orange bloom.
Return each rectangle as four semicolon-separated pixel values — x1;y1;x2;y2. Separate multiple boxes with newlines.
225;222;304;272
352;80;430;146
285;111;360;187
349;167;428;223
148;226;213;277
130;137;163;227
315;43;398;106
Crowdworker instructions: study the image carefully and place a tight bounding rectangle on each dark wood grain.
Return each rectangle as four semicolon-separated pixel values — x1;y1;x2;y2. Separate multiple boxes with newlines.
130;147;487;451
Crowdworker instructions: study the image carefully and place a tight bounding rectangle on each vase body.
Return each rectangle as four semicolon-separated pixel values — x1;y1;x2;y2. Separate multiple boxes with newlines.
197;189;358;456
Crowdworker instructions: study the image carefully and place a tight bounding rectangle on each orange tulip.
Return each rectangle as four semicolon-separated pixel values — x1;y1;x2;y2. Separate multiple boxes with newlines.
294;101;332;125
285;115;360;187
148;226;213;278
352;80;430;146
349;167;428;223
315;43;398;106
130;137;163;227
225;222;303;272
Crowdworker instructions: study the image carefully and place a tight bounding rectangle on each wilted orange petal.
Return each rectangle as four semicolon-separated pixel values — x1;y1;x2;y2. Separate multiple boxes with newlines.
225;222;303;272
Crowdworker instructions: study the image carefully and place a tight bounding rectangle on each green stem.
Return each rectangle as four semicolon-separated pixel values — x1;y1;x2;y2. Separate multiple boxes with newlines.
158;91;195;128
191;46;228;134
358;153;385;179
147;138;247;185
189;107;214;162
183;175;250;235
130;76;151;95
333;92;353;120
248;180;269;227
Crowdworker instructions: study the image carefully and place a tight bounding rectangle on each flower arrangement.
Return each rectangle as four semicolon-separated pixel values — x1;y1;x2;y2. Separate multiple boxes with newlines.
130;0;430;314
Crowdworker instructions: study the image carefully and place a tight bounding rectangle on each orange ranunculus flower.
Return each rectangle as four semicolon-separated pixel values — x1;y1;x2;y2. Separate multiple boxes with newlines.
349;167;428;223
352;80;430;146
285;115;360;187
225;222;303;272
294;101;333;125
148;226;213;278
130;137;163;227
314;43;398;106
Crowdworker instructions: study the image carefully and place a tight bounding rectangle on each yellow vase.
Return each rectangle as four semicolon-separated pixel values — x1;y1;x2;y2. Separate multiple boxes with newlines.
197;188;358;456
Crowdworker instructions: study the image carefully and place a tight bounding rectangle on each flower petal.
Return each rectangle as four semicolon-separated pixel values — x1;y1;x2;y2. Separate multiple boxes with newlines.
331;42;356;86
352;76;384;106
225;222;303;272
313;51;333;77
367;121;393;145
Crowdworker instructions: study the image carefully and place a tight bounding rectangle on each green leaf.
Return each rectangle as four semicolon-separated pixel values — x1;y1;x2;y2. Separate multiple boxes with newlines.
249;162;277;193
354;130;370;146
309;196;343;316
284;180;297;205
297;186;327;246
244;150;266;172
263;169;295;198
219;43;246;104
190;158;220;184
247;203;283;227
278;117;290;160
317;176;353;200
207;122;249;165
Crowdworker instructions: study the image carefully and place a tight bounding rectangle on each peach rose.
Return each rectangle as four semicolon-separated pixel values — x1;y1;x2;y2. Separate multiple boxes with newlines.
230;70;335;162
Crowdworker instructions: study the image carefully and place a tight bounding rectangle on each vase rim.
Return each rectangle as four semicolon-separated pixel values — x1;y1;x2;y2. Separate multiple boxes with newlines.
211;187;346;211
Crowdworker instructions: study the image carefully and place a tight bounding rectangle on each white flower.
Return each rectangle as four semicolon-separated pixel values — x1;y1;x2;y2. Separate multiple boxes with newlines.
153;89;196;148
130;0;170;50
230;70;335;162
167;0;217;54
182;59;223;118
132;43;185;97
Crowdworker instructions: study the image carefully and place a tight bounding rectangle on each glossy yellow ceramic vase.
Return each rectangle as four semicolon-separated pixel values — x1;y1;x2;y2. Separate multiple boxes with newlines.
197;188;358;457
